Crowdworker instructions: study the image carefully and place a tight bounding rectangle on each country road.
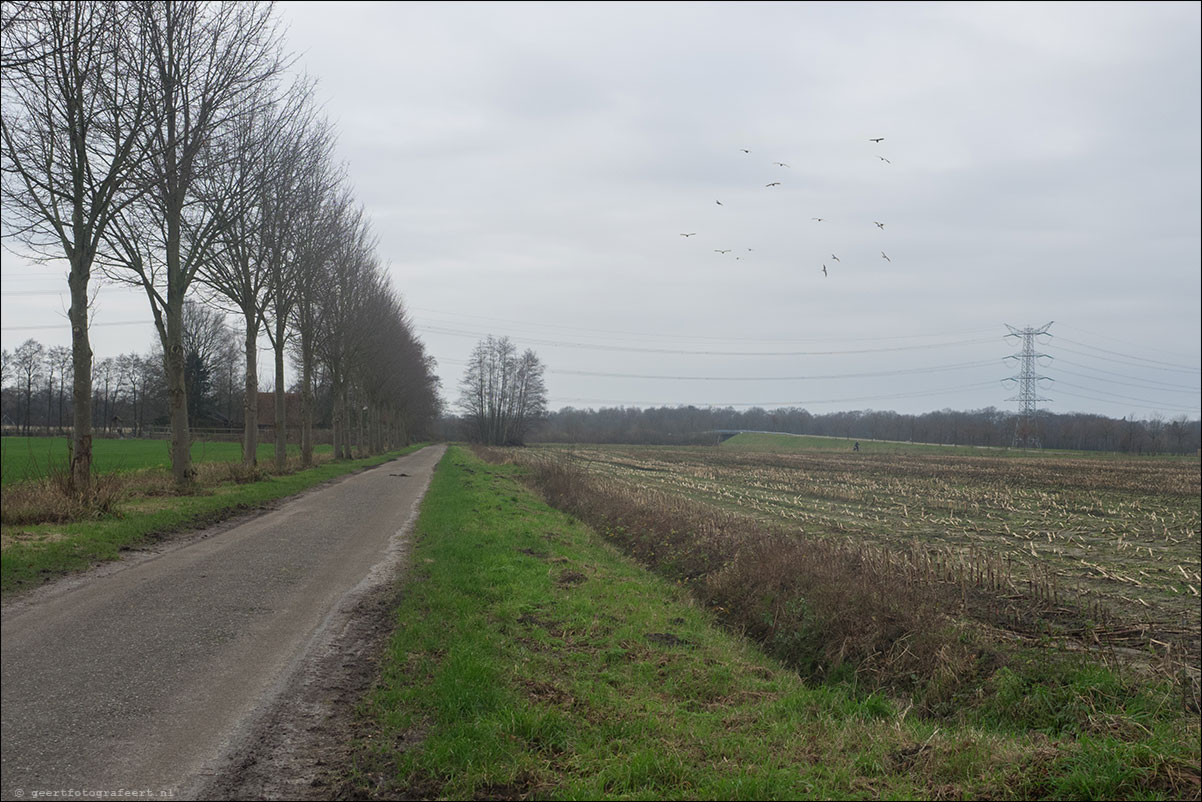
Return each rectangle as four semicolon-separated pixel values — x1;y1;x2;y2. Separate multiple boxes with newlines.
1;444;446;801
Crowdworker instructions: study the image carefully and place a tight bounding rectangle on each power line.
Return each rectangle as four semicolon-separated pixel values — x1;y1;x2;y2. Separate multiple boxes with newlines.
1055;358;1202;391
540;359;997;382
1;320;152;332
418;323;999;357
544;380;1001;409
1054;365;1201;395
1053;380;1201;410
1056;323;1201;363
1053;387;1200;415
411;306;998;345
436;357;997;381
1054;344;1200;376
1056;336;1199;372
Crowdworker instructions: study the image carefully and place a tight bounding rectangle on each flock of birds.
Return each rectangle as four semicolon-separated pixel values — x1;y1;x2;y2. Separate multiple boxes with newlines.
681;137;895;278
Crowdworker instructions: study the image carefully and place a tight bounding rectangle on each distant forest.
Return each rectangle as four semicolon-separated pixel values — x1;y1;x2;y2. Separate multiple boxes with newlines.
510;405;1201;455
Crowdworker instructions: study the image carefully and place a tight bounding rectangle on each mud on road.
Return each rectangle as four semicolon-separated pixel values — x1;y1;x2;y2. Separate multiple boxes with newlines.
190;557;405;800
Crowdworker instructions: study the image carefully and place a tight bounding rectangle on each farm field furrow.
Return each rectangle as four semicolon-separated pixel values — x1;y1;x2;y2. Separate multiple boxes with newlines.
523;444;1202;646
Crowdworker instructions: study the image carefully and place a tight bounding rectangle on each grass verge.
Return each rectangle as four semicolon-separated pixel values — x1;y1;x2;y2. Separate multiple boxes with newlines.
344;446;1200;800
0;444;427;596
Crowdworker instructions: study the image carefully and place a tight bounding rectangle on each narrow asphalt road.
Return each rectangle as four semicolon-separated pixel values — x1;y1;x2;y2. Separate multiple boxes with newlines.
1;444;446;801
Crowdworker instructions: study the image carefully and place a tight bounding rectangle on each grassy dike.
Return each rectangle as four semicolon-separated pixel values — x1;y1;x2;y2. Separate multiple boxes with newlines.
0;444;427;595
343;446;1198;800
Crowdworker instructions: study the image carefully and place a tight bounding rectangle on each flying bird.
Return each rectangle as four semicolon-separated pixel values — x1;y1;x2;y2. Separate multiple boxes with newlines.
715;249;731;254
740;149;751;153
869;137;884;143
878;155;891;163
773;162;789;167
881;251;891;262
812;217;824;222
680;233;696;237
831;254;840;262
822;264;828;277
766;182;781;187
874;221;885;229
716;200;723;205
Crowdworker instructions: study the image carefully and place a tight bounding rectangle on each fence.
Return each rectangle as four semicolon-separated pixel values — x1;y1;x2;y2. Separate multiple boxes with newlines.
1;424;333;445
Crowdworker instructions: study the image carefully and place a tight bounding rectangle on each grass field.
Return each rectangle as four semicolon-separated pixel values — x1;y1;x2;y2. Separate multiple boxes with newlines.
344;446;1201;800
1;436;331;486
511;437;1201;658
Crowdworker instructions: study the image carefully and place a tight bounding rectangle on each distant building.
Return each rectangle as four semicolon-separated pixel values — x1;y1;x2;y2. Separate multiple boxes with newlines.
256;391;302;432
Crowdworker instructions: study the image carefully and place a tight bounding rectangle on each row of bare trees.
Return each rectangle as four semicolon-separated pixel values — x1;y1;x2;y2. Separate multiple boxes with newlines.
2;338;168;436
2;0;441;489
1;302;244;437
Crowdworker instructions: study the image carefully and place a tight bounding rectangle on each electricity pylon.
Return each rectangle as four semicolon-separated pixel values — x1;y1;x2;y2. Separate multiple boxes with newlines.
1004;322;1054;448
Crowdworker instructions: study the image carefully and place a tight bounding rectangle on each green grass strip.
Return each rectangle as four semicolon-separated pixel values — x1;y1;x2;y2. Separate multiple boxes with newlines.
347;446;1199;800
1;444;426;595
2;436;335;486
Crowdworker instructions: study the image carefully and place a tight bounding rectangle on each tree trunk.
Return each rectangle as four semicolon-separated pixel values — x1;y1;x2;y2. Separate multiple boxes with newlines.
273;319;287;470
164;274;193;488
299;333;313;468
68;264;93;492
242;313;258;467
331;375;344;460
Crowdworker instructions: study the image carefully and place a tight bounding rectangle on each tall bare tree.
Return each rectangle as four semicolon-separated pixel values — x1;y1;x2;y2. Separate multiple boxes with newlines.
196;79;285;465
458;336;546;446
46;344;71;431
313;206;382;460
13;338;45;434
101;0;286;486
288;176;349;466
260;80;332;469
1;0;153;490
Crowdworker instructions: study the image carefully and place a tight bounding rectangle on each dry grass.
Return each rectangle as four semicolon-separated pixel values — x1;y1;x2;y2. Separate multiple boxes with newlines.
477;445;1202;713
510;445;1202;659
0;453;336;528
502;455;982;709
0;466;123;526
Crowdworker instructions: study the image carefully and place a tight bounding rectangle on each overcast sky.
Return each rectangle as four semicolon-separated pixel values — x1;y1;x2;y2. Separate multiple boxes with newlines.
3;1;1199;420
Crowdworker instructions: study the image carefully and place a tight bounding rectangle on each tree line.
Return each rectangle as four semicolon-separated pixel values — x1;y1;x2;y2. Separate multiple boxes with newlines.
444;338;1196;454
2;0;441;489
524;405;1201;455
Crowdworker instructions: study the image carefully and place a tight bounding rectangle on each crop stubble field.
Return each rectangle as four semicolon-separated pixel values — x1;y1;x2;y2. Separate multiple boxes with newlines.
518;440;1201;663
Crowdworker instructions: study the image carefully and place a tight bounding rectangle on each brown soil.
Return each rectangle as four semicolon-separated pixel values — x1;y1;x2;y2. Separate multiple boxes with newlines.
191;570;403;800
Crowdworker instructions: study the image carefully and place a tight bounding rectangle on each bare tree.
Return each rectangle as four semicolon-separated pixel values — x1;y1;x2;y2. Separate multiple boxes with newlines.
458;336;547;446
180;300;235;427
1;0;153;489
357;290;442;450
313;202;380;459
116;352;145;436
260;80;332;470
196;79;282;465
288;177;350;466
46;344;71;431
101;0;287;487
13;338;45;434
1;348;12;394
1;0;63;70
92;356;119;433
